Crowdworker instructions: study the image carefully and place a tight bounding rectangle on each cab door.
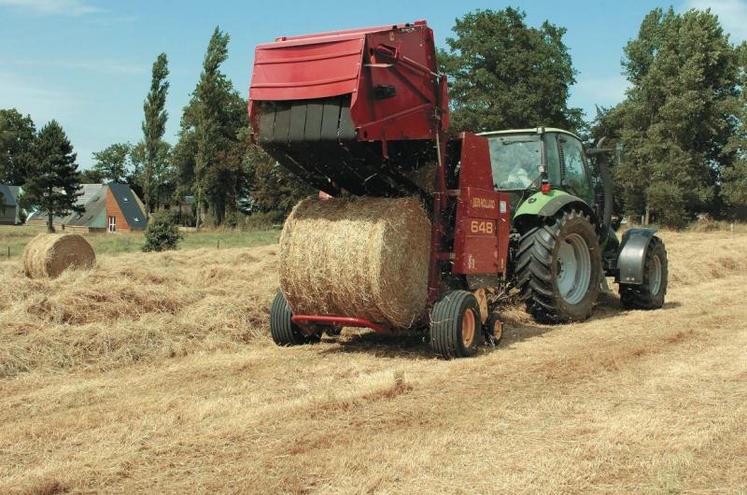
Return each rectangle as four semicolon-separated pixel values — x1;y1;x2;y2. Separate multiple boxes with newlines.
558;135;594;205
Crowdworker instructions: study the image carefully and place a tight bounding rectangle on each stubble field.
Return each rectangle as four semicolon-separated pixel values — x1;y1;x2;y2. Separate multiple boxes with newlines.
0;228;745;494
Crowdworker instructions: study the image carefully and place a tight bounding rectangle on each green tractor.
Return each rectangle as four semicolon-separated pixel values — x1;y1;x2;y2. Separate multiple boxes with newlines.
483;127;668;324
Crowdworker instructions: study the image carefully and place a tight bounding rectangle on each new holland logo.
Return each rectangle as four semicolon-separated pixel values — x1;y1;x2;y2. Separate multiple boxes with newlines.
471;197;496;209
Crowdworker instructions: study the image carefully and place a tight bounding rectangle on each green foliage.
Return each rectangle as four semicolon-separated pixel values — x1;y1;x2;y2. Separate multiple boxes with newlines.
439;8;582;133
142;53;170;214
23;120;83;232
142;211;183;252
246;146;314;215
79;168;104;184
174;27;250;227
92;142;133;183
130;140;174;209
646;181;687;228
594;8;743;226
0;108;36;185
721;44;747;211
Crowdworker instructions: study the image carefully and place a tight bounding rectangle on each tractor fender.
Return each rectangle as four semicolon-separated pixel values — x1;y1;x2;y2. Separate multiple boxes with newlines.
616;228;656;285
514;190;597;229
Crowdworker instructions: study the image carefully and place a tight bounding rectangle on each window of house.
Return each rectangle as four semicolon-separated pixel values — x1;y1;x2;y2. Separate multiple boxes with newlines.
108;216;116;232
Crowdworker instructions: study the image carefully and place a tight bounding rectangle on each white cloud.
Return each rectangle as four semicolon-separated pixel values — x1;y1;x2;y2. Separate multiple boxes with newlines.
0;0;101;16
686;0;747;41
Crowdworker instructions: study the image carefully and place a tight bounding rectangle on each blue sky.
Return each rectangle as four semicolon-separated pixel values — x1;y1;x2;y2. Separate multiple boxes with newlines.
1;0;746;169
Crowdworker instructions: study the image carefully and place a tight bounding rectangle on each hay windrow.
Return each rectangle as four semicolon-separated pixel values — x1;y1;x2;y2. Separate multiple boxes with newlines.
23;234;96;279
279;196;431;328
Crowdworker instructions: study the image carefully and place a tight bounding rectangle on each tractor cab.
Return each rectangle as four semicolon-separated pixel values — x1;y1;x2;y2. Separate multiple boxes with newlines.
480;128;595;207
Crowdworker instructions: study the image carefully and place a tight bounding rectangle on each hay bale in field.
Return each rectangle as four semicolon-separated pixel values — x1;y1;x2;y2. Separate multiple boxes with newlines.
23;234;96;279
279;196;431;329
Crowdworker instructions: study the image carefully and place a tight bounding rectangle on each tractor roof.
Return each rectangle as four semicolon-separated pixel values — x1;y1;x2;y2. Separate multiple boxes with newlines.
478;128;582;141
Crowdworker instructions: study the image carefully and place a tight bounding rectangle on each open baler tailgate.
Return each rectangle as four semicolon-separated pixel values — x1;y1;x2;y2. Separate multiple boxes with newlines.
248;21;448;196
250;34;364;102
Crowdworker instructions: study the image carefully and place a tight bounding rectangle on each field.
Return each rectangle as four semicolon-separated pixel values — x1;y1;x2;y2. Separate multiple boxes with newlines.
1;228;746;493
0;225;279;259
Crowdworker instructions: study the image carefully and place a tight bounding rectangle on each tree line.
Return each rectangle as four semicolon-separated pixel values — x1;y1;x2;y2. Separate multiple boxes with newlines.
1;7;746;229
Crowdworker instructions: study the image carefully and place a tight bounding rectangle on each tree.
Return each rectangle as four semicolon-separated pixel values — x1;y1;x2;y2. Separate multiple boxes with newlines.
23;121;83;232
194;27;230;227
595;8;743;227
141;53;170;217
130;140;174;211
79;168;104;184
721;43;747;212
92;142;132;183
176;27;249;227
0;108;36;185
439;8;582;133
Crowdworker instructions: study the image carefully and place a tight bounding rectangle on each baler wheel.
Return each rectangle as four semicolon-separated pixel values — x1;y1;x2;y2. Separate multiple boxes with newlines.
430;290;482;359
619;236;668;309
269;291;320;346
485;313;504;345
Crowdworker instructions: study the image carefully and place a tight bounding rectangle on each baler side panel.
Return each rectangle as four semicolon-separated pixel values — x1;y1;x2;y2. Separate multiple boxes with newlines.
452;133;511;276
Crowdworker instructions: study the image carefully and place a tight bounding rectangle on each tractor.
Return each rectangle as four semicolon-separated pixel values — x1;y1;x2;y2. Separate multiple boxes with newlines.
249;20;668;358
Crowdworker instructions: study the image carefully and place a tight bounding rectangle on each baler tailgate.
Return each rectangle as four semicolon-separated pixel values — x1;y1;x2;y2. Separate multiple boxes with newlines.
251;37;364;101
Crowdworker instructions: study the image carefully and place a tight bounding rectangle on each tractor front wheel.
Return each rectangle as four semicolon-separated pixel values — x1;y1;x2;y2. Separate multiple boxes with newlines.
619;236;668;309
516;209;602;323
269;291;321;346
430;290;482;359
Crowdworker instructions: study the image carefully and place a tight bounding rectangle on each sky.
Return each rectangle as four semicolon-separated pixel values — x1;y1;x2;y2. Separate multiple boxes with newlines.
1;0;746;170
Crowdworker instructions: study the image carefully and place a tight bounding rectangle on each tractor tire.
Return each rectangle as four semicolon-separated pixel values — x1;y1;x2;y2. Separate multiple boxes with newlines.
430;290;482;359
269;291;320;346
619;236;668;310
516;209;602;323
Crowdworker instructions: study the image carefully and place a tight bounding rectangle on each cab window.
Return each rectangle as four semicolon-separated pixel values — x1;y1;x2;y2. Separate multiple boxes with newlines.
544;133;562;186
560;137;592;202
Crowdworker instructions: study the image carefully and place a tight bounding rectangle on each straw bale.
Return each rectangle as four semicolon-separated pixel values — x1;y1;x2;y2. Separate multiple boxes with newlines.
23;233;96;279
279;196;431;328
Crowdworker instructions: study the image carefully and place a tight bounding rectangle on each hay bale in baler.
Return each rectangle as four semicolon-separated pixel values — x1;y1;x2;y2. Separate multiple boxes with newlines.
23;234;96;279
279;196;431;329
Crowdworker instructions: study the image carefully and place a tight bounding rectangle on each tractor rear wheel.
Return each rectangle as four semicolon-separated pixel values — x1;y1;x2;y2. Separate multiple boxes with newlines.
619;236;668;309
269;291;321;346
430;290;482;359
516;209;602;323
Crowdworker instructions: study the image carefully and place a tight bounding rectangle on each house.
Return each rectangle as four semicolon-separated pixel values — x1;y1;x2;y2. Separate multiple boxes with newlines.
26;183;147;233
0;184;22;225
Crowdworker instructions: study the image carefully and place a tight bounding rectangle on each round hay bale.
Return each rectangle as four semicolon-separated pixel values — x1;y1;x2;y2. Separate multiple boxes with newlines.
23;233;96;279
279;196;431;329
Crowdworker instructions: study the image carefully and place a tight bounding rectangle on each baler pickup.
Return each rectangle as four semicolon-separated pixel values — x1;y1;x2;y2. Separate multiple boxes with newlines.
248;21;448;197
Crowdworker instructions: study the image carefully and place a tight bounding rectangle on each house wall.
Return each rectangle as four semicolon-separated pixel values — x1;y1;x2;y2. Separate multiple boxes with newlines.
105;188;130;232
0;205;17;225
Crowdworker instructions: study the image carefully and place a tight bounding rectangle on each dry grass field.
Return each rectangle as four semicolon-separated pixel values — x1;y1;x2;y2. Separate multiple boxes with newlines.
1;229;746;494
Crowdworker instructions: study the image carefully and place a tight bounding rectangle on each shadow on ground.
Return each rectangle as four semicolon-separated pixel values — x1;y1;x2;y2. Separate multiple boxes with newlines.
314;292;682;359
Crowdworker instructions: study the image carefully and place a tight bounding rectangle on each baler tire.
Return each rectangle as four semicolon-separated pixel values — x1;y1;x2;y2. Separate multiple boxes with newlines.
430;290;482;359
485;312;504;346
516;209;602;324
619;236;668;310
269;291;320;346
